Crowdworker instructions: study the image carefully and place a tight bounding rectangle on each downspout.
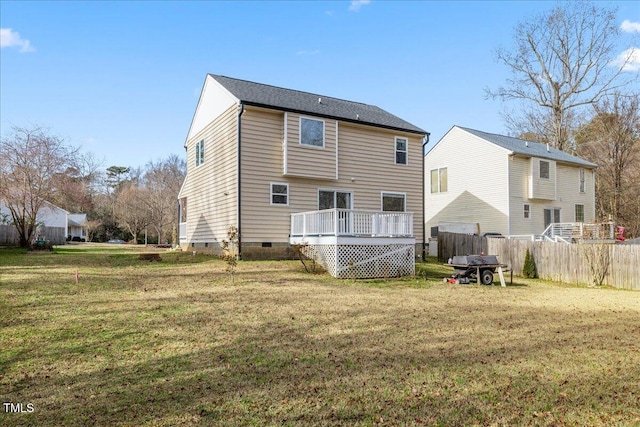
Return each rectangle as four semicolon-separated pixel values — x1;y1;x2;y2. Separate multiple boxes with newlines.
422;132;430;262
237;103;245;259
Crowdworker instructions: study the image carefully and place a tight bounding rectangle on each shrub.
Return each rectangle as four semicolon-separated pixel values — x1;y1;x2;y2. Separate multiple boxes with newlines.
523;248;537;278
30;240;53;252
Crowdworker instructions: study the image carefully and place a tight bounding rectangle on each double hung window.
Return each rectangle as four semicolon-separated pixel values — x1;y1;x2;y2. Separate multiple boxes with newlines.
195;140;205;167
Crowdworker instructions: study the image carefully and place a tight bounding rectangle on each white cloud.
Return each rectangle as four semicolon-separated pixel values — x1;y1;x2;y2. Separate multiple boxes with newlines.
348;0;371;12
296;49;320;56
621;20;640;33
611;47;640;72
0;28;35;52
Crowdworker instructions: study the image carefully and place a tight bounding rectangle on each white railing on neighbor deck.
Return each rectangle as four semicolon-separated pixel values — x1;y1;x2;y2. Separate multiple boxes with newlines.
291;209;413;237
179;222;187;241
541;222;615;242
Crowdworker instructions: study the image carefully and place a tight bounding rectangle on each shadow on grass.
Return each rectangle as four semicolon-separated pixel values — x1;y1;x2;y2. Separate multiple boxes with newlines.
3;294;640;426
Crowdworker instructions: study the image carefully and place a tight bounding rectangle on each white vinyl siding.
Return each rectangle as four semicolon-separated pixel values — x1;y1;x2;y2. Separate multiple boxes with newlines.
424;127;511;236
529;157;556;200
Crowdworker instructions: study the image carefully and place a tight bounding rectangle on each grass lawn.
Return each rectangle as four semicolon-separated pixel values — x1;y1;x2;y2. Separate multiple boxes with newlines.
1;244;639;426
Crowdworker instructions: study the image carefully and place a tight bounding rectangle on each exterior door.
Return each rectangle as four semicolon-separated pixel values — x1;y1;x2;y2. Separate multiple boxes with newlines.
544;208;561;228
318;190;352;210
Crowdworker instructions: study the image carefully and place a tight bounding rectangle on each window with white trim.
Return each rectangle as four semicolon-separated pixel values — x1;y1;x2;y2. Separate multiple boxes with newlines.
575;204;584;222
195;140;204;167
430;167;448;193
579;168;585;193
300;117;324;147
318;190;352;210
382;192;406;212
539;160;550;179
395;137;407;165
270;183;289;206
524;203;530;219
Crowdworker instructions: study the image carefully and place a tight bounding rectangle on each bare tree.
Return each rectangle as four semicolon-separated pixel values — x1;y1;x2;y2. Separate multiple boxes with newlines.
576;93;640;237
488;1;635;151
142;155;186;244
0;126;80;247
113;184;151;242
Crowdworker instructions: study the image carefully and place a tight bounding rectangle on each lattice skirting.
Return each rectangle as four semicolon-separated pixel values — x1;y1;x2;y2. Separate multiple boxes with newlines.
302;243;415;279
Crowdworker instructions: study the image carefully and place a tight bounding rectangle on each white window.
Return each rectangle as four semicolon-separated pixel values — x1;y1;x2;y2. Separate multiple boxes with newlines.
270;183;289;206
575;204;585;222
395;137;408;165
579;168;585;193
195;140;205;167
430;167;448;193
539;160;550;179
300;117;324;147
382;192;406;212
524;203;530;219
318;190;352;210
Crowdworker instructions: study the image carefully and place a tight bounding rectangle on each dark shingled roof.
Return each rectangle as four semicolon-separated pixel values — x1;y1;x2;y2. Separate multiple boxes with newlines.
459;126;597;168
211;74;426;135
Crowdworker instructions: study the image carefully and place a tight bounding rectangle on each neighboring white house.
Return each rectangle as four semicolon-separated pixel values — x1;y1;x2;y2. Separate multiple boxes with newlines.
68;213;88;241
0;200;69;245
424;126;597;237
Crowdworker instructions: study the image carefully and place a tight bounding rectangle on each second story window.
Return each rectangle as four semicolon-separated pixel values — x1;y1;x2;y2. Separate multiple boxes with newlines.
195;140;205;167
395;137;408;165
579;168;585;193
300;117;324;147
540;160;550;179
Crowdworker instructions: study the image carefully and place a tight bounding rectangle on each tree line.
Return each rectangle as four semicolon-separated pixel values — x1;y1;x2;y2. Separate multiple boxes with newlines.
0;125;185;247
1;2;638;246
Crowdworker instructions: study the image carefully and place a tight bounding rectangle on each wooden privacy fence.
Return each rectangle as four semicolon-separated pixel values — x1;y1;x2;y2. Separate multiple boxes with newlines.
0;224;67;246
438;232;640;290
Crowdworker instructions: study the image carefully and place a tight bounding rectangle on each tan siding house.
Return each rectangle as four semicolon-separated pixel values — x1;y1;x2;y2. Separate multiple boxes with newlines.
424;126;597;237
179;75;427;261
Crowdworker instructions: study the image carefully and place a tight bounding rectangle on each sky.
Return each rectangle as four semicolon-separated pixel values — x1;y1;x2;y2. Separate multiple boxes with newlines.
1;1;639;171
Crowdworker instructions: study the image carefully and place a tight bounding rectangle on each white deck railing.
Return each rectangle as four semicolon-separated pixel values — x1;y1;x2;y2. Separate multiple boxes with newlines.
179;222;187;241
541;222;615;242
291;209;413;237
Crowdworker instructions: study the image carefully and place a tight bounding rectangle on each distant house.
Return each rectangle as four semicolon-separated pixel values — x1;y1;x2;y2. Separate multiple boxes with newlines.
0;200;68;245
178;74;427;273
68;214;88;241
424;126;597;237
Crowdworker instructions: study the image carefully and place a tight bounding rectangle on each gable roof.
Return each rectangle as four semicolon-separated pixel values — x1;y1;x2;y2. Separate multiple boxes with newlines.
458;126;597;168
210;74;427;135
